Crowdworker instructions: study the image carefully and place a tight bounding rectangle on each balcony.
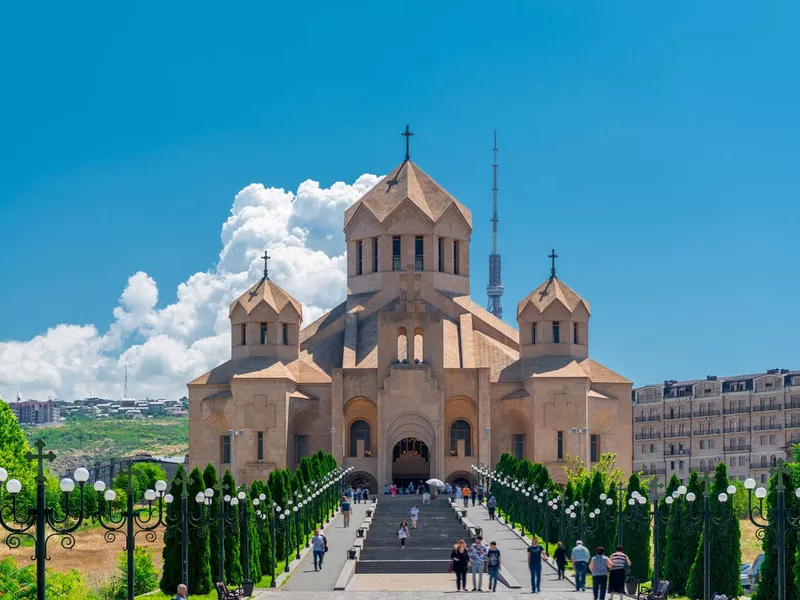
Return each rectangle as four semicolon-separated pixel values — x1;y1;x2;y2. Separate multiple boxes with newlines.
753;424;783;431
664;413;691;420
643;468;667;475
635;415;662;423
692;428;721;436
724;445;751;452
665;449;691;456
723;426;750;433
786;421;800;430
724;407;751;415
753;404;782;413
786;400;800;410
635;432;661;440
692;410;722;417
751;462;774;470
664;431;690;439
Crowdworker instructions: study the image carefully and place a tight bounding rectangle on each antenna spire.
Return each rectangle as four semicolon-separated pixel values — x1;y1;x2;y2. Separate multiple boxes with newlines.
486;130;504;319
123;362;129;398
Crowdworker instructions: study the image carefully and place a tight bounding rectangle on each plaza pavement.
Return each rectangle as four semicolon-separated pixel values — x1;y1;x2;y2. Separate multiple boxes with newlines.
254;592;580;599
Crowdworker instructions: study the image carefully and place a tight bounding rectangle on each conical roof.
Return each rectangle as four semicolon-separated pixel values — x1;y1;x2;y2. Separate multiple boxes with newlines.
343;160;472;228
229;277;302;319
516;276;590;318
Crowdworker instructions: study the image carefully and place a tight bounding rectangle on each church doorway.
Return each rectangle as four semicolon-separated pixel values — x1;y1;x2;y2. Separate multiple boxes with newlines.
391;437;430;490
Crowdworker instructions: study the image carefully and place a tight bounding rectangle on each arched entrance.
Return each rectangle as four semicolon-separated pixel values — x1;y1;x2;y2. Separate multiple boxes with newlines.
347;471;378;494
391;437;430;489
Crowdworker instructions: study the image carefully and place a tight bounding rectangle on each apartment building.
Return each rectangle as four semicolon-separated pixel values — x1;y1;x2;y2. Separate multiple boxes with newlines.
633;369;800;485
11;400;60;425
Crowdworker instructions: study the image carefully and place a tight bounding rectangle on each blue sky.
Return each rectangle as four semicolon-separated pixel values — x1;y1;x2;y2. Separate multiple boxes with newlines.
1;2;798;398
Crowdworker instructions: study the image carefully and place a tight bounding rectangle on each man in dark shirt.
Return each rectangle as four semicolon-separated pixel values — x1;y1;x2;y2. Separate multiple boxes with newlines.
341;495;352;527
527;536;546;593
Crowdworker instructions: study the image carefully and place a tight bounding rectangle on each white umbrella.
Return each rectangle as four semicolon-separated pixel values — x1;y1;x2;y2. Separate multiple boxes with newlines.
426;478;445;489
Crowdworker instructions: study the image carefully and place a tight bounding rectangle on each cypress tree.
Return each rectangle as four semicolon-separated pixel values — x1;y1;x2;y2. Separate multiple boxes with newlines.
665;471;701;595
159;465;185;594
620;473;651;582
656;475;680;580
756;464;799;600
187;467;213;595
686;463;741;599
221;470;243;585
269;470;289;561
241;487;262;584
202;464;222;584
585;471;606;552
251;481;272;581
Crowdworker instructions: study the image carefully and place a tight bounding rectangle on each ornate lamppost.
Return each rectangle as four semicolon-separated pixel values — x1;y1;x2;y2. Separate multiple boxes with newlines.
565;498;601;546
94;467;169;600
0;440;90;600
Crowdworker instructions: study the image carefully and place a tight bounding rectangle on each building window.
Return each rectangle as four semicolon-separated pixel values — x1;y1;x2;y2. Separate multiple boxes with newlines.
220;435;231;464
699;440;705;450
531;323;538;344
295;435;308;463
590;434;599;462
357;240;363;275
453;241;460;274
282;323;289;345
650;444;656;453
513;434;525;460
709;439;716;449
415;236;424;271
392;236;402;271
552;321;560;344
438;237;445;272
373;237;379;272
241;323;247;346
770;435;776;444
397;327;408;361
257;431;264;461
349;420;371;457
260;322;268;345
450;420;472;456
557;431;563;460
573;322;579;344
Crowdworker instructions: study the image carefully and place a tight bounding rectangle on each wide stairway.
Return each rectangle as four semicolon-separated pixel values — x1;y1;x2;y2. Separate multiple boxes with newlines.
356;496;469;574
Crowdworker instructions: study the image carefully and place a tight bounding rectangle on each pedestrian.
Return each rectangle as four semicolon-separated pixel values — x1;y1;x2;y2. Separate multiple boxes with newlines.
487;495;497;520
451;539;470;592
607;545;631;600
571;539;590;592
589;546;610;600
174;583;188;600
311;529;326;571
362;487;369;503
487;541;501;592
554;541;567;580
455;484;462;500
341;494;351;527
477;483;484;504
410;504;420;529
462;485;471;508
418;480;424;495
397;519;410;548
469;535;488;591
527;535;546;593
354;486;361;504
391;483;397;497
384;483;389;495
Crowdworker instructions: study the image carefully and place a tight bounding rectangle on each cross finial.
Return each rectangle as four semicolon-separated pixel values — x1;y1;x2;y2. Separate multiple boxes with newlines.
25;439;56;484
262;250;271;280
173;469;192;498
549;249;558;279
401;125;414;161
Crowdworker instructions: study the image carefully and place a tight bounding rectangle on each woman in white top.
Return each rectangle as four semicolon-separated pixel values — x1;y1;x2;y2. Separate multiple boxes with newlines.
410;505;420;529
397;520;410;548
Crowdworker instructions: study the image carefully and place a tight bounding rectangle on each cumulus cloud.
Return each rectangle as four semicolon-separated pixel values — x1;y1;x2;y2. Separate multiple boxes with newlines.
0;172;382;402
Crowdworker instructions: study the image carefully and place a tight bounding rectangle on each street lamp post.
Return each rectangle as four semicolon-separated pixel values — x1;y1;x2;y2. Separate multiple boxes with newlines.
570;427;589;467
95;467;168;600
0;440;90;600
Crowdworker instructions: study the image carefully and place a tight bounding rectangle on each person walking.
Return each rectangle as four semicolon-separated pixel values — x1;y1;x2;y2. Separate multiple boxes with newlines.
477;484;484;504
390;483;397;498
174;584;188;600
462;485;471;508
354;486;361;504
607;545;632;600
527;536;546;593
311;529;326;571
553;541;567;580
487;541;502;592
341;494;352;527
455;484;462;500
397;520;410;549
571;539;590;592
410;504;420;529
470;535;488;591
487;495;497;520
451;539;470;592
362;487;369;503
589;546;610;600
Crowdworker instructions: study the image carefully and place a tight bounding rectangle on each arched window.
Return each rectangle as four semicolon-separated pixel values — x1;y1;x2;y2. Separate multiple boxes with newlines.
397;327;408;362
771;455;778;467
650;462;657;474
349;420;371;457
699;459;706;472
761;455;768;468
450;420;472;457
642;464;649;475
414;327;424;363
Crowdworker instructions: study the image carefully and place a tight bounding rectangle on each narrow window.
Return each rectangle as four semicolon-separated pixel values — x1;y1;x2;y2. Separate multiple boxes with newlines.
450;420;472;456
513;434;525;460
295;435;308;462
257;431;264;461
552;321;560;344
437;237;445;272
590;434;599;462
260;322;268;345
220;435;231;464
282;323;289;345
532;322;538;344
453;241;460;275
415;236;424;271
241;323;247;345
357;240;363;275
573;322;579;344
372;237;379;272
392;236;402;271
397;328;408;361
557;431;563;460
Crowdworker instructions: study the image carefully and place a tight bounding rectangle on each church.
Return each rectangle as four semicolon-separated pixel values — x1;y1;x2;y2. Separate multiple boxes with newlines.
188;149;632;490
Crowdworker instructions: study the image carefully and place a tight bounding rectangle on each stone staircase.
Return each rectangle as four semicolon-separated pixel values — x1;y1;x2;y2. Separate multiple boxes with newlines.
356;497;468;574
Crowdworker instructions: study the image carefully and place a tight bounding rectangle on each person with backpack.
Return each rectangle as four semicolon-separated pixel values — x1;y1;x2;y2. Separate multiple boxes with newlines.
341;494;351;527
487;495;497;520
397;520;410;548
487;541;502;592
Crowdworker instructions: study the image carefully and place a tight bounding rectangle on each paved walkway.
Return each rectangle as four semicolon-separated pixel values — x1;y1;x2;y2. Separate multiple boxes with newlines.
461;501;574;595
254;591;579;600
281;500;370;591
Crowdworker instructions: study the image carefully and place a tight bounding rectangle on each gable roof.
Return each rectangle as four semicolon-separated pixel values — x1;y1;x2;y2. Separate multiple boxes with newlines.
517;276;590;317
343;160;472;229
230;277;303;318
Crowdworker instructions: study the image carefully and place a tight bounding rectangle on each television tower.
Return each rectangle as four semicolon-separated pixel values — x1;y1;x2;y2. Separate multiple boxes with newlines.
123;362;129;398
486;131;504;318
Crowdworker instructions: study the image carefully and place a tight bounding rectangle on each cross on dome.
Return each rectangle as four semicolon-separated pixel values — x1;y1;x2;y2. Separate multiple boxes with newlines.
401;124;414;161
262;250;271;280
549;249;558;279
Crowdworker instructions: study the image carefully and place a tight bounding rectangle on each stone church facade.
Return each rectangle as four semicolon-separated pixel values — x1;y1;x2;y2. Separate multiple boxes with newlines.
188;159;632;489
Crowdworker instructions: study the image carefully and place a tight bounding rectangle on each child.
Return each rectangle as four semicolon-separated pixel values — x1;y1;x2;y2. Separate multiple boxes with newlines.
410;504;419;528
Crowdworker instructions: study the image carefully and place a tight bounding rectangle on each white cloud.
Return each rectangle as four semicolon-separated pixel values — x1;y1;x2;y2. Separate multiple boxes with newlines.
0;172;382;402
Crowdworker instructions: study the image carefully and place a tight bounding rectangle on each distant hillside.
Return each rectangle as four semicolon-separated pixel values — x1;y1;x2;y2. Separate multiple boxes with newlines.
24;416;188;474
